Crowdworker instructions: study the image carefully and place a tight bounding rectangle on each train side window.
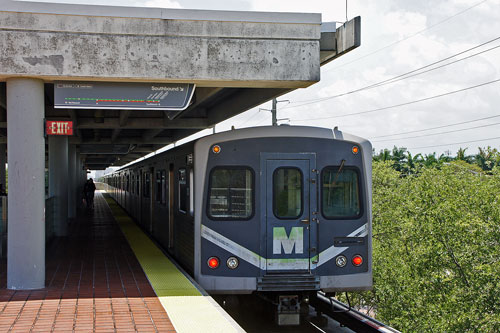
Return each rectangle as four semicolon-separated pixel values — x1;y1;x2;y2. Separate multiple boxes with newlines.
178;168;188;213
208;167;253;220
321;167;361;219
273;167;303;219
189;169;194;215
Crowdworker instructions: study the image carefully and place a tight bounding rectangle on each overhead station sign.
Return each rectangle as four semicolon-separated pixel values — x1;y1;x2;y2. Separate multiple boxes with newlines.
46;120;73;136
54;82;196;113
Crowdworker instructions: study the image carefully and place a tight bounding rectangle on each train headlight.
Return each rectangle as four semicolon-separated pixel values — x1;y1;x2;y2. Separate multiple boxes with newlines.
226;257;239;269
352;146;359;154
335;255;347;267
352;255;363;266
208;257;220;269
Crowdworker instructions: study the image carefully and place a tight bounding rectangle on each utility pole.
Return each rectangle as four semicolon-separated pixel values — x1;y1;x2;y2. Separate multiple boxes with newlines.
272;98;277;126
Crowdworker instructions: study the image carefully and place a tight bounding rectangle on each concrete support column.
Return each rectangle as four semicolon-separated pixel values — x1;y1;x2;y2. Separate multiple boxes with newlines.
68;145;76;219
48;136;68;236
7;78;45;289
0;144;6;192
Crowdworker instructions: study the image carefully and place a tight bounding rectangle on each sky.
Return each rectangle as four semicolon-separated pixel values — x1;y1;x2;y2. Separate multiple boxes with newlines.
26;0;500;159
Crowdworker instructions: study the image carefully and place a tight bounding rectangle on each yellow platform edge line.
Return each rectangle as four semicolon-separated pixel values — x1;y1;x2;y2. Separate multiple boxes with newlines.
103;194;245;333
104;196;200;297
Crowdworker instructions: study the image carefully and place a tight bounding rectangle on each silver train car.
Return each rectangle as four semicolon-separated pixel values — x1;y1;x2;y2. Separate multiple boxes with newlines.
102;126;372;321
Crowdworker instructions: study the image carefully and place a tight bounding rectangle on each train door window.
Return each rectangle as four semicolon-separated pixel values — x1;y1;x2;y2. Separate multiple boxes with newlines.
161;170;167;205
136;174;140;194
155;171;163;202
131;174;135;194
126;175;130;192
178;168;187;213
273;168;303;219
321;167;361;218
208;167;253;219
143;172;150;198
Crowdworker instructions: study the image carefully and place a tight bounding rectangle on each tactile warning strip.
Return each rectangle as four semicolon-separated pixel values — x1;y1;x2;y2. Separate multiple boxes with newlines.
104;194;244;333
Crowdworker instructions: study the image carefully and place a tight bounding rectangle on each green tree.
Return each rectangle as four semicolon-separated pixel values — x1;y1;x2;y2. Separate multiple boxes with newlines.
347;161;500;332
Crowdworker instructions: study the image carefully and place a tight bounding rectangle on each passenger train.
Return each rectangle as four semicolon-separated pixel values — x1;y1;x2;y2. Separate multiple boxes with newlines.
101;125;372;323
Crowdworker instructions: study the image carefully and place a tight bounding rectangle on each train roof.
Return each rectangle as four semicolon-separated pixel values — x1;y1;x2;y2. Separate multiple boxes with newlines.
109;125;370;174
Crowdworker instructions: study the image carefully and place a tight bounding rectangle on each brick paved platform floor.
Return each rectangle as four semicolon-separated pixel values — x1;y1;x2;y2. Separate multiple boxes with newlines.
0;192;175;332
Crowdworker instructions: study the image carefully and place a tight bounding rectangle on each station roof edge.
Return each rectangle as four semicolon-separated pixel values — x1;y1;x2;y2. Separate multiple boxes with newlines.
1;0;322;24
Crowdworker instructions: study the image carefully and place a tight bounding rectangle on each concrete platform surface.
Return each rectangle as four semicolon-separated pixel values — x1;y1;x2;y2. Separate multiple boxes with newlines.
0;192;175;332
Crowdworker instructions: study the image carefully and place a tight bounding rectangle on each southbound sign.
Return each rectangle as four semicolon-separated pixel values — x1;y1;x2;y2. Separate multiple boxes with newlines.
54;82;196;114
46;120;73;136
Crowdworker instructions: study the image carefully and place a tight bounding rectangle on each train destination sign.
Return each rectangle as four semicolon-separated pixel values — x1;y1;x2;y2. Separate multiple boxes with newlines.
54;82;196;112
46;120;74;136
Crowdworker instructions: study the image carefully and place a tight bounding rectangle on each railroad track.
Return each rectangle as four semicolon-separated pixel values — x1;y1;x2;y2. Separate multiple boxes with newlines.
309;292;400;333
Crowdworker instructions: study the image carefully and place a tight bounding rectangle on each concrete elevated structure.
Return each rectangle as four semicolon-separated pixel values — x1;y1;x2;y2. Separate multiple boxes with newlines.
0;0;360;290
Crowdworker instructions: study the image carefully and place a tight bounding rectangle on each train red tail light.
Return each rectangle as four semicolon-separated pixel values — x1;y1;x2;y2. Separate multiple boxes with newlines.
352;255;363;266
208;257;219;269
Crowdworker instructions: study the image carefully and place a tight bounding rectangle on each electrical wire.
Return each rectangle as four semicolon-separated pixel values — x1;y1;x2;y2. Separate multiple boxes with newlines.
290;78;500;122
370;114;500;139
372;121;500;142
326;0;489;72
283;37;500;109
408;135;500;149
237;109;262;127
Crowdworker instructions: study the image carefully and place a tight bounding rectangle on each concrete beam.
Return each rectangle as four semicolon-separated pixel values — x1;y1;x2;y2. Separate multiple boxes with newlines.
207;88;291;125
173;87;223;119
119;110;132;127
0;5;320;87
70;137;173;145
320;16;361;65
142;129;163;141
111;128;121;142
75;117;209;129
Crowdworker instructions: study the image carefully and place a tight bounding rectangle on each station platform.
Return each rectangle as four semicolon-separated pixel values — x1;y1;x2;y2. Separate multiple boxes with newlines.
0;191;243;332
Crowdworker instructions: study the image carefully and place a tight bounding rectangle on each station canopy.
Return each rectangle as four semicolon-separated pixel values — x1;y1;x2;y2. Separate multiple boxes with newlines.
0;0;360;170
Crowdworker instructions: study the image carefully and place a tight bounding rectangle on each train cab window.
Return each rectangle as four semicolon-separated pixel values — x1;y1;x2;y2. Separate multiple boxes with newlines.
208;167;253;219
322;167;361;218
273;168;303;219
178;168;188;213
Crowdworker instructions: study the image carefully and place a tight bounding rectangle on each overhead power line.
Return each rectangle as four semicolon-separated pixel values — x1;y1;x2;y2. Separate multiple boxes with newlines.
326;0;489;71
370;114;500;139
283;36;500;109
372;121;500;142
290;78;500;122
408;135;500;149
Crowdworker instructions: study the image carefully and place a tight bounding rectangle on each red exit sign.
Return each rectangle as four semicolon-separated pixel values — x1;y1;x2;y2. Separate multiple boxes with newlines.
46;120;73;136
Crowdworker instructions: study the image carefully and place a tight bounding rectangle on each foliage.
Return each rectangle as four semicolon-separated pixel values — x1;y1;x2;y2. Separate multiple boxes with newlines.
346;161;500;332
373;146;500;174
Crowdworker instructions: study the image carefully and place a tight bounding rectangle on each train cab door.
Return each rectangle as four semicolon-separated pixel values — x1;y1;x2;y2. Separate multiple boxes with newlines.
263;153;317;274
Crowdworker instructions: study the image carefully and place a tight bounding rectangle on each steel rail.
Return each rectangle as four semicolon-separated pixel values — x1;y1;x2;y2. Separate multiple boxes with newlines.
310;292;401;333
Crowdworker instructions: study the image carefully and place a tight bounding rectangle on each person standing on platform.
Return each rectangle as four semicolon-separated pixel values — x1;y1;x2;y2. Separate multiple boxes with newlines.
83;178;96;209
